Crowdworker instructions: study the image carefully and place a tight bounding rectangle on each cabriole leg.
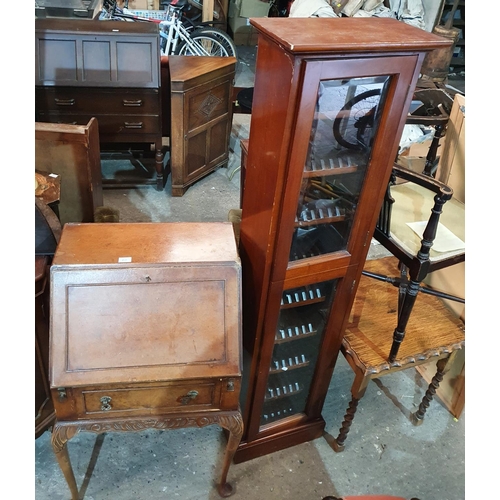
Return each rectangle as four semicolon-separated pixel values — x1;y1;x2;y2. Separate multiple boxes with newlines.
51;423;80;500
215;412;244;497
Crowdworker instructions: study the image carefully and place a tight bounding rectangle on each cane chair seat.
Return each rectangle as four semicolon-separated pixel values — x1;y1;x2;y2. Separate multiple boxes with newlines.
342;257;465;377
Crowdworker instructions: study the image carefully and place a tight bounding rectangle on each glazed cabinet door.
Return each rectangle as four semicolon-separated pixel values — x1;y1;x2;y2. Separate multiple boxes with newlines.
273;56;419;282
243;55;419;442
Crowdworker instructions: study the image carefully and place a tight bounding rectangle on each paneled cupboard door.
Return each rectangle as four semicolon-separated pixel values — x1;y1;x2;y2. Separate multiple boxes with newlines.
234;17;452;464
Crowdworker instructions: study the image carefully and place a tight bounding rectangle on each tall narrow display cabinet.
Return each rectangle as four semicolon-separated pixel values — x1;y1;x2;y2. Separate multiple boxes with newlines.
234;17;451;463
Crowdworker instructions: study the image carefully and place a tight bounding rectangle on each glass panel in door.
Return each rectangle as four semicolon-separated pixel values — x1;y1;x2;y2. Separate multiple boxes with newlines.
289;76;390;262
260;278;338;426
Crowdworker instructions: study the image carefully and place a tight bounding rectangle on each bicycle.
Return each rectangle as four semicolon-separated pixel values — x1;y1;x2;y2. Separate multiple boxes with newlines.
160;0;237;58
99;0;236;58
332;88;382;151
332;86;453;178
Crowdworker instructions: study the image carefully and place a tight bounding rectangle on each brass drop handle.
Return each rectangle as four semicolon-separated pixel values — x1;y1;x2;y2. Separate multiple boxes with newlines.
179;390;198;405
54;98;75;106
100;396;112;411
122;99;143;107
124;122;143;129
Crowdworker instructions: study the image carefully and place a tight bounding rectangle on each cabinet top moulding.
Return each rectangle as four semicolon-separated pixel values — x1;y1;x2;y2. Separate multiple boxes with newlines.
250;17;452;54
35;17;160;35
35;18;160;88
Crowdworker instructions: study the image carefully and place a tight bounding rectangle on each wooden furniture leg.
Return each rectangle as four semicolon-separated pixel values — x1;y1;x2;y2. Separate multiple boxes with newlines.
51;423;80;500
155;140;164;191
411;351;458;425
51;410;243;499
215;412;244;497
327;374;370;453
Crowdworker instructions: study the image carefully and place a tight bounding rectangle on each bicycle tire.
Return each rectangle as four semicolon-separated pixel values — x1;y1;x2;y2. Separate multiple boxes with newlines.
175;31;230;57
332;88;381;151
193;27;237;58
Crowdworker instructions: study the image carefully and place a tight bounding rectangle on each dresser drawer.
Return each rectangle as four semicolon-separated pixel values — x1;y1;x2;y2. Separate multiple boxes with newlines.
52;377;241;420
36;87;160;115
37;112;161;137
83;381;217;415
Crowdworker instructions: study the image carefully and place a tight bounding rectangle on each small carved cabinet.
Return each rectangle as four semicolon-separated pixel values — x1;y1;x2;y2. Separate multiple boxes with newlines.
168;55;236;196
49;222;243;498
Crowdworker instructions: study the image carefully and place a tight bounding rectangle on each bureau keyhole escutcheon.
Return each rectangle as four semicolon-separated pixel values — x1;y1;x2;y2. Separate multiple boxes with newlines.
100;396;112;411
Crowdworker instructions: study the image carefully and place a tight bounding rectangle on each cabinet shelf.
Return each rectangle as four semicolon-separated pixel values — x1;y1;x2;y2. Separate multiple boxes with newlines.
295;215;346;227
303;163;359;178
265;384;302;401
262;406;297;423
274;326;317;343
280;286;326;308
270;359;310;374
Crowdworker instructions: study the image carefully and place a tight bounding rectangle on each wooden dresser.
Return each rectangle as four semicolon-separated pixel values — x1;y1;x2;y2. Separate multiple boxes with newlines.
169;56;236;196
35;19;165;190
49;222;243;498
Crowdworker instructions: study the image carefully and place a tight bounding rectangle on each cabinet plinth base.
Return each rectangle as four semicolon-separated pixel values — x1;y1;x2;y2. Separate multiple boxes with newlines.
233;417;325;464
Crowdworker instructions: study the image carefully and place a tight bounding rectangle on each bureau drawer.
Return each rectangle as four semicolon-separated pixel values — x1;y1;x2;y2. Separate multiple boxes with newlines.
36;87;160;115
52;377;241;420
82;381;217;415
37;112;161;137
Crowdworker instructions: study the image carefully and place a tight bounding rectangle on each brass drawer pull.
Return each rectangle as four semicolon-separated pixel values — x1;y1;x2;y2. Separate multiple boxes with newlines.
54;98;75;106
123;99;143;107
100;396;112;411
179;390;198;405
124;122;143;129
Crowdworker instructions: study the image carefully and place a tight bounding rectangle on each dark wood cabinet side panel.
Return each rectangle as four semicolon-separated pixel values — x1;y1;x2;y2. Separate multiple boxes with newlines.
35;119;103;225
239;39;302;362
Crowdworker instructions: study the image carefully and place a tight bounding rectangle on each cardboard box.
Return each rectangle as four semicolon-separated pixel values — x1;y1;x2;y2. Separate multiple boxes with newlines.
416;94;465;420
117;0;159;9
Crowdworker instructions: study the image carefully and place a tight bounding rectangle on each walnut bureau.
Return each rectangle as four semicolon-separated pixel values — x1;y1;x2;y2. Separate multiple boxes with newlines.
35;18;165;190
49;222;243;498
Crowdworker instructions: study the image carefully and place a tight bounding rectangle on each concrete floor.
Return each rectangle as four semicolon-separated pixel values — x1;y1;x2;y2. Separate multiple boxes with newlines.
35;46;465;500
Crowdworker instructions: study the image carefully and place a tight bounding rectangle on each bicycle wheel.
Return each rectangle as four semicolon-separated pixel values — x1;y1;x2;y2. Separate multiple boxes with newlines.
175;31;230;57
193;27;237;58
332;89;382;151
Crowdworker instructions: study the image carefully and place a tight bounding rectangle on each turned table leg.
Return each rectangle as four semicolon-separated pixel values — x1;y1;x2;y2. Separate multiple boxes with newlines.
51;423;80;500
155;142;164;191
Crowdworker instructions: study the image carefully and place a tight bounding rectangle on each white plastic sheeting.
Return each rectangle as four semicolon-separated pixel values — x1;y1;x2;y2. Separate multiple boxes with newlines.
289;0;426;28
289;0;338;18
